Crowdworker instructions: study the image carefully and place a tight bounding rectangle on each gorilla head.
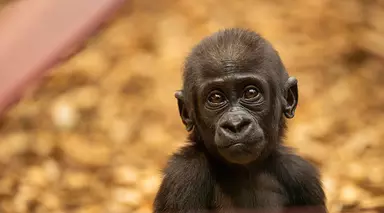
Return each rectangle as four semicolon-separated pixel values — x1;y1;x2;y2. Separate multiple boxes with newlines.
175;28;298;164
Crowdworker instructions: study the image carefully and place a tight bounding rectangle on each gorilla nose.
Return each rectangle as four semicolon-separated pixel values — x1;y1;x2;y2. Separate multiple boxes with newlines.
220;115;252;134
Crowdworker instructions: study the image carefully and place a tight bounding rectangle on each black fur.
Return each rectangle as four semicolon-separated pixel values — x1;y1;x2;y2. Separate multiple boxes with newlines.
153;28;326;213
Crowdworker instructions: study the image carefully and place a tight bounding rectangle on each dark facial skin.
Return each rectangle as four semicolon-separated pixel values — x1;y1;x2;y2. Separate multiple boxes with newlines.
199;73;269;164
176;28;298;165
154;28;325;213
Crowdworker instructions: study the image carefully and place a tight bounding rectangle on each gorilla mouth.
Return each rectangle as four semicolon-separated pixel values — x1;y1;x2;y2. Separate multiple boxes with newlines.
226;143;254;153
218;142;254;158
221;142;244;149
216;133;264;149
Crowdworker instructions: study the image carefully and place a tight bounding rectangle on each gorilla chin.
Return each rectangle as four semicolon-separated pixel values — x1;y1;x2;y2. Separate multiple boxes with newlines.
215;127;266;165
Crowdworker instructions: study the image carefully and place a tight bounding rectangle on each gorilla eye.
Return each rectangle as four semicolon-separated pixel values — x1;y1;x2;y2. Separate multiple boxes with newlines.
207;92;226;105
243;87;260;100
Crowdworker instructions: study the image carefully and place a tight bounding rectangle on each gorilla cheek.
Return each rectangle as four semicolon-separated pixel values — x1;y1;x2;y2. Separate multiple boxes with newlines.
196;118;217;146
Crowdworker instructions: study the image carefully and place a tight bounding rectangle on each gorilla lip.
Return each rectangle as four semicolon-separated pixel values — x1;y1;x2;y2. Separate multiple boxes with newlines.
219;142;254;151
220;142;243;149
220;142;253;155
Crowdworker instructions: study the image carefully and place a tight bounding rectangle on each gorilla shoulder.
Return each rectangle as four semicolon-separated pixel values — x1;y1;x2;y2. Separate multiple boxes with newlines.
273;146;326;207
153;145;213;212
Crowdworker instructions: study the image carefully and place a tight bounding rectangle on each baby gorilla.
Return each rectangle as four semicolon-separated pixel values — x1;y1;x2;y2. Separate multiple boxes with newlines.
153;28;326;213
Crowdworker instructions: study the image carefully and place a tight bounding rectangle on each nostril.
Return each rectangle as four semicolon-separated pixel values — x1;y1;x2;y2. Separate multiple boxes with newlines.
222;123;237;133
221;120;251;133
237;120;251;131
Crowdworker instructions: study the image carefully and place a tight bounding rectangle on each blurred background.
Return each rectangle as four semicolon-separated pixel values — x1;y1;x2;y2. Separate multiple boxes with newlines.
0;0;383;213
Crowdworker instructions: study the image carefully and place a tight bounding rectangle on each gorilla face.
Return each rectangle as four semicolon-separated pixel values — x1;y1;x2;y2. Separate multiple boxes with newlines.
196;72;271;164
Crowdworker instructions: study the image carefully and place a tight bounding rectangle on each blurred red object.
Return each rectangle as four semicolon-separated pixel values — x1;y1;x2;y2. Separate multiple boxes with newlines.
0;0;124;116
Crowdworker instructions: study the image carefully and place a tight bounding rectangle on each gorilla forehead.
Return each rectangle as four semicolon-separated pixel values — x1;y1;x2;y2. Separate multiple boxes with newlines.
184;28;288;88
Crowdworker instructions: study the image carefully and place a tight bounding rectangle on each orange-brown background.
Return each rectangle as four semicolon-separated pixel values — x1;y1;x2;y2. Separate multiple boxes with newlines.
0;1;383;213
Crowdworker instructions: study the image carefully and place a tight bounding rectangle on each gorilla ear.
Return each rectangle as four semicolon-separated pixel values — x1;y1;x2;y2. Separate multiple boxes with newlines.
283;77;298;119
175;90;194;132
